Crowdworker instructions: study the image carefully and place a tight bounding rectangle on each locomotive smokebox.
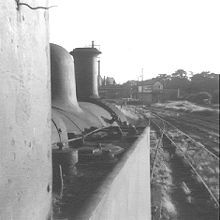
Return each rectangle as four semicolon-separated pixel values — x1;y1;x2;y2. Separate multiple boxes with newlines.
70;47;101;100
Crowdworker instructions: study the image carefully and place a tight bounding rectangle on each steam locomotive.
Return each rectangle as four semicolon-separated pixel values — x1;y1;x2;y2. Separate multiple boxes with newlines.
50;43;143;201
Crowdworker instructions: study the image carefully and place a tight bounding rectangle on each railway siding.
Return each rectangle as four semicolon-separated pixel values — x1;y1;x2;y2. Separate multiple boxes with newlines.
151;113;219;207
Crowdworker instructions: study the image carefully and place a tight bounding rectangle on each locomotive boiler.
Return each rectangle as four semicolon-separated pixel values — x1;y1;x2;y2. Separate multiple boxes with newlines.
51;43;127;149
50;43;139;203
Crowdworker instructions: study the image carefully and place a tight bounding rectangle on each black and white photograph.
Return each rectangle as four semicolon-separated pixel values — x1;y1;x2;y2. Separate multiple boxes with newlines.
0;0;219;219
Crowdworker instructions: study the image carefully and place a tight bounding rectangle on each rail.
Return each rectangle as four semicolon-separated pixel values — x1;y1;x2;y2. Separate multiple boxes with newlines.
151;111;219;159
150;119;165;180
150;113;219;207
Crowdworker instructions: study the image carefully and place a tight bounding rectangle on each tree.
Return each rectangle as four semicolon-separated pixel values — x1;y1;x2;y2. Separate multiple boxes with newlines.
171;69;188;79
190;71;219;93
168;69;190;91
154;74;171;88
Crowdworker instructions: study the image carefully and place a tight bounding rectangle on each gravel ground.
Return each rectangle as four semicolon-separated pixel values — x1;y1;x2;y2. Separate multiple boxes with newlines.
150;128;219;220
123;103;219;220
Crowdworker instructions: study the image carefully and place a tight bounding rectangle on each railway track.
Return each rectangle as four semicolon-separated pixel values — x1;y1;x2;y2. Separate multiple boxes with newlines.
149;107;220;155
151;112;219;158
115;105;219;218
150;117;165;180
150;112;219;208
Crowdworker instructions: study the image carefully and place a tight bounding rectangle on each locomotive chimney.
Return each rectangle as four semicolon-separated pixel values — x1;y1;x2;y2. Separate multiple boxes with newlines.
70;45;101;100
50;43;81;112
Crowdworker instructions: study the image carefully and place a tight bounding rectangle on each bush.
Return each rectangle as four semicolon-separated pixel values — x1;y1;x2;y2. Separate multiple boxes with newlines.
212;90;219;104
186;92;212;104
186;93;196;102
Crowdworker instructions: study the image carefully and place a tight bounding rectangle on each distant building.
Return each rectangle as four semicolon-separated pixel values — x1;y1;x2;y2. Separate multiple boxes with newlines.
99;78;164;103
135;80;163;104
106;77;116;85
123;80;138;87
99;84;132;99
98;76;116;87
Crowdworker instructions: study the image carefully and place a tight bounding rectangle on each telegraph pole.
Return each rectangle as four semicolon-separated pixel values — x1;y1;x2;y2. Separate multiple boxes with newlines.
141;68;144;104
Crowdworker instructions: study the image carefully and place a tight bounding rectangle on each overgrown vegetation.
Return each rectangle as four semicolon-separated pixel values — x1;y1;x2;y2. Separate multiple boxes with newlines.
153;70;219;104
153;101;218;115
186;92;212;104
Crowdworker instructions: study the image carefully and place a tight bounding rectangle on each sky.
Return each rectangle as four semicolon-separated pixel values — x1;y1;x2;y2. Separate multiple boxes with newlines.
49;0;220;84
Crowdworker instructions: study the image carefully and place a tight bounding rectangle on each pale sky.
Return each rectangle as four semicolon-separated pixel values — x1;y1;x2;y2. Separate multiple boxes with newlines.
49;0;220;84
